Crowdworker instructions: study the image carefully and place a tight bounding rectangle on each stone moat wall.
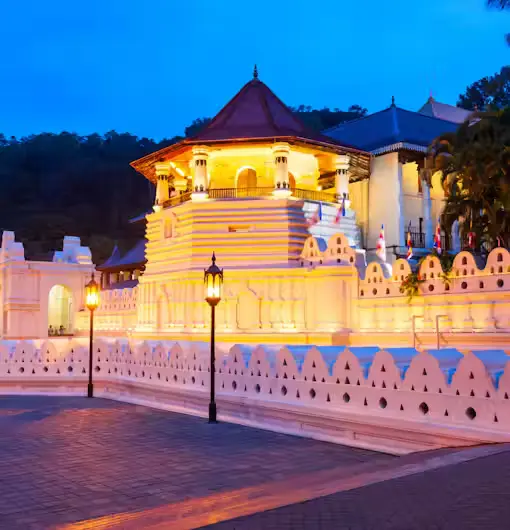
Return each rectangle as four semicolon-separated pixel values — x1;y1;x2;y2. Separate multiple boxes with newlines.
2;337;510;454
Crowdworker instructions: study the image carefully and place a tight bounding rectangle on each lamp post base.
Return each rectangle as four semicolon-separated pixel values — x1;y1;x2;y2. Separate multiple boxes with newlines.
208;402;217;423
87;383;94;398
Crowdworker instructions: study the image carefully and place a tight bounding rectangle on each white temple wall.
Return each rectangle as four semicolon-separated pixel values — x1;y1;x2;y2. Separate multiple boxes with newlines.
356;250;510;338
368;152;402;253
85;236;510;348
401;162;423;231
349;179;369;247
0;234;93;339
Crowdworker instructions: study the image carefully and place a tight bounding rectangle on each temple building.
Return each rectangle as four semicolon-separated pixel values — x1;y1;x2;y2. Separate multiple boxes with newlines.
325;96;472;254
97;240;145;290
108;77;473;282
2;69;507;347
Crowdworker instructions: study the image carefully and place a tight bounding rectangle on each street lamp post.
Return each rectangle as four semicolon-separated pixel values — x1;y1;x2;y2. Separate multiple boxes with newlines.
85;273;100;398
204;252;223;423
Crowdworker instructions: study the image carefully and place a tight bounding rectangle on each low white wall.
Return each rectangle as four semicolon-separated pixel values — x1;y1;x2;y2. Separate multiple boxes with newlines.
1;338;510;454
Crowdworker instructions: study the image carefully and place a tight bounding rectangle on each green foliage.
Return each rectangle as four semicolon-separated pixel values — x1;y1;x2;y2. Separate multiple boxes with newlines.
457;67;510;110
399;272;425;302
487;1;510;44
185;118;212;138
0;131;177;263
429;108;510;251
289;105;367;131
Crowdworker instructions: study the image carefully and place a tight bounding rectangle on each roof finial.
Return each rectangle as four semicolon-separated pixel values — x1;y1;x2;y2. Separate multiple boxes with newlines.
391;95;396;107
253;64;258;79
212;251;216;264
428;89;434;103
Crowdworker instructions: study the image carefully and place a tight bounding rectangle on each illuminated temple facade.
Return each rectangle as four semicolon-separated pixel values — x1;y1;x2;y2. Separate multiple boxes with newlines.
6;70;505;348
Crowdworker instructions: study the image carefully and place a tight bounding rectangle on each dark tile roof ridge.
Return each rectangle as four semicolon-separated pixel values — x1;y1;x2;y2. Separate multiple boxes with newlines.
390;105;400;138
188;79;256;141
323;106;393;133
324;104;462;136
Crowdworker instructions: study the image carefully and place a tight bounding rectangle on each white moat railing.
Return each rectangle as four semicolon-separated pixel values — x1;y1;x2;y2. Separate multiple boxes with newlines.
1;338;510;454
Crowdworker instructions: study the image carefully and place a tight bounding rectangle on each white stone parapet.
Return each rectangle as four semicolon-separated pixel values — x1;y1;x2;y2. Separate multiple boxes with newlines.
1;338;510;454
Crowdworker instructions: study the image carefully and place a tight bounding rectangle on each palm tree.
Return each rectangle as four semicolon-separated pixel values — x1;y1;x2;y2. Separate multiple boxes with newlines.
429;109;510;251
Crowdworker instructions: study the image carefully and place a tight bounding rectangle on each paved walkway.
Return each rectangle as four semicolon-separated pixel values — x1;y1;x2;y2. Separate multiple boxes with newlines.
205;448;510;530
1;396;509;530
0;396;388;529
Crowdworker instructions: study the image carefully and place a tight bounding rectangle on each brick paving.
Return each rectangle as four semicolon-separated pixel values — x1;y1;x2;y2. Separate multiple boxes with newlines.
0;396;389;529
205;450;510;530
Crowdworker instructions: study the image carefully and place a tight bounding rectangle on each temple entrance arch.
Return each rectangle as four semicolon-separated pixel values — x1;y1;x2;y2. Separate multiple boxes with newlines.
236;167;257;196
48;285;73;336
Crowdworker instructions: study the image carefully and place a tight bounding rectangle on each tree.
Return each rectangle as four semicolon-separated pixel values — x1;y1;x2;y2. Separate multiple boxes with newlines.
184;118;212;138
488;0;509;7
458;67;510;110
429;108;510;251
487;0;510;44
288;105;367;131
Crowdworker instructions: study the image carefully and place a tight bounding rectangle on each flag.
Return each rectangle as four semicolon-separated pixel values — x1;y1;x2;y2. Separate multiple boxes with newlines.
308;203;322;226
376;224;386;262
433;219;442;255
468;231;476;249
335;197;346;223
406;223;413;260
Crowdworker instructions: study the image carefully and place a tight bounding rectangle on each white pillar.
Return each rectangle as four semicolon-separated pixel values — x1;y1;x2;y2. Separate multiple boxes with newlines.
335;154;350;206
421;169;433;248
272;143;291;198
192;146;209;201
397;159;406;248
153;163;170;212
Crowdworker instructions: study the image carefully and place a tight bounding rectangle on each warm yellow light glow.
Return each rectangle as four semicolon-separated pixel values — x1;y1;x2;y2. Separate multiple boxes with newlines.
85;274;100;311
204;253;223;306
176;167;185;176
206;274;221;299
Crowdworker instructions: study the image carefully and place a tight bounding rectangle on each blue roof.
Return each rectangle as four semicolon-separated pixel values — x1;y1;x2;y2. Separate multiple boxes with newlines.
324;105;459;153
98;239;146;270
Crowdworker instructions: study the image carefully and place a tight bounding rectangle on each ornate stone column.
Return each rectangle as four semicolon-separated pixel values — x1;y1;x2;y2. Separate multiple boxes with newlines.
191;146;209;201
335;154;350;205
272;143;291;198
153;162;170;212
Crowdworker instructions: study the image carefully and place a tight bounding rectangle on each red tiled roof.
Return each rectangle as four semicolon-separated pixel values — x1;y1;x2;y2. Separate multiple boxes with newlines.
190;77;360;150
131;73;371;181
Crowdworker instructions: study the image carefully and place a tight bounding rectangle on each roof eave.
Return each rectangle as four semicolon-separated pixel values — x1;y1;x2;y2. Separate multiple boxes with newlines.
371;142;428;156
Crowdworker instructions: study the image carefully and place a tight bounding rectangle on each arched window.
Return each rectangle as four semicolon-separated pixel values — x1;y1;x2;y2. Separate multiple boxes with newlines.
236;168;257;195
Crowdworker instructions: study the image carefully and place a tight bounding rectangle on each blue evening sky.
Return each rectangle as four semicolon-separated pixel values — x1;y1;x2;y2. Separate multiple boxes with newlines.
0;0;508;140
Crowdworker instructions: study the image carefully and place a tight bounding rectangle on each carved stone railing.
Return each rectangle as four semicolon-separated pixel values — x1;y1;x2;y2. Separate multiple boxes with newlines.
1;339;509;454
162;187;338;207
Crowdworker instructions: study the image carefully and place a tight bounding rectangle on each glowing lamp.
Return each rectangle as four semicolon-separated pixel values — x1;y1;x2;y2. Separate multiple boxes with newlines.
85;274;100;311
204;252;223;423
204;253;223;307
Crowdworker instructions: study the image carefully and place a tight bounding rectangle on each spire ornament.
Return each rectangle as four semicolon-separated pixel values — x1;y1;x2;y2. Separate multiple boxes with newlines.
391;95;396;107
253;64;258;79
